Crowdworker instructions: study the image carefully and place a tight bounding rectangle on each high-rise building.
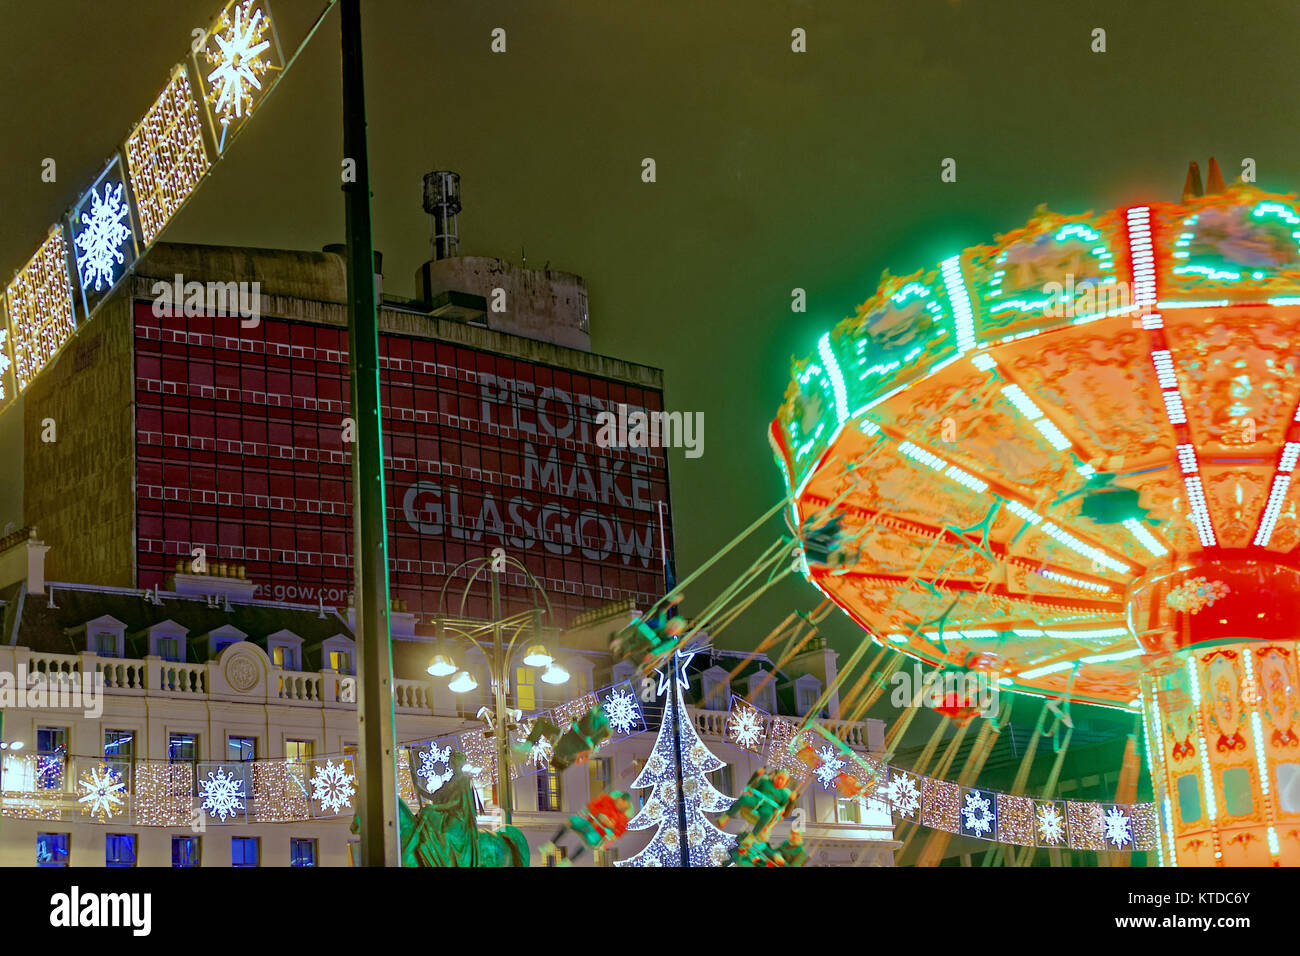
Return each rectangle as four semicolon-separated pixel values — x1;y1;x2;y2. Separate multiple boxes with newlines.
14;227;673;625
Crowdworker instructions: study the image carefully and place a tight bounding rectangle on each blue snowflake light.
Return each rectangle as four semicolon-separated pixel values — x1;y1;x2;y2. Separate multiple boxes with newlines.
70;156;138;314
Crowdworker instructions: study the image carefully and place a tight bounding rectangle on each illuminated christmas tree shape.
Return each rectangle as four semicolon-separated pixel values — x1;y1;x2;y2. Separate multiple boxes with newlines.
74;180;132;292
615;656;735;867
201;0;281;139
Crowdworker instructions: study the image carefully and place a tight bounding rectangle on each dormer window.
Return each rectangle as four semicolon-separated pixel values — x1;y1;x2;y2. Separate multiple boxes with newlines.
329;650;351;674
82;615;126;658
320;634;356;675
201;624;247;660
700;665;731;711
267;630;303;672
795;674;823;717
747;669;777;712
142;621;189;662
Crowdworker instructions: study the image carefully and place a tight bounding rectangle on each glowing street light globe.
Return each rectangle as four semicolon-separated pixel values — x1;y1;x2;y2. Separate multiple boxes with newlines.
522;644;553;667
426;652;458;677
540;661;570;685
448;670;478;694
771;178;1300;866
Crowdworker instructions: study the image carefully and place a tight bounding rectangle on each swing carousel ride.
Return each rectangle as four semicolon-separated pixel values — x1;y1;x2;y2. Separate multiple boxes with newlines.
769;162;1300;867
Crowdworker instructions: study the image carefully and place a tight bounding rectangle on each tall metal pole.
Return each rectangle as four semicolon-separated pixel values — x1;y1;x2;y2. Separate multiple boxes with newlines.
341;0;399;866
491;569;513;824
669;651;690;866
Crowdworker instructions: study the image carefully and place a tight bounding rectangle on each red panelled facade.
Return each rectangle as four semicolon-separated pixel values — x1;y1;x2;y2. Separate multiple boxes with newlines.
133;304;672;622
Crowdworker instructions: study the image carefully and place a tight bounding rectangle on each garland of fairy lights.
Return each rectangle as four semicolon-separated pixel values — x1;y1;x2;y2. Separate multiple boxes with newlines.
720;695;1159;853
0;0;303;414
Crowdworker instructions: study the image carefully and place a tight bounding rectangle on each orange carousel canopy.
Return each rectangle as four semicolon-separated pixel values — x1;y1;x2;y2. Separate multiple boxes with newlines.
770;176;1300;710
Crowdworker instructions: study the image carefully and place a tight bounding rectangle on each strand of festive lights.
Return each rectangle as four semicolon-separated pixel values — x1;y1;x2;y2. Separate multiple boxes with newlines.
1137;693;1168;867
940;256;976;353
1240;650;1281;858
1185;655;1221;865
816;332;849;426
1123;518;1168;557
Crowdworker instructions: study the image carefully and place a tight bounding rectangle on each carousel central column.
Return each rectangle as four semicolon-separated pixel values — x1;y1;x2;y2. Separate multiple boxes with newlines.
1129;557;1300;866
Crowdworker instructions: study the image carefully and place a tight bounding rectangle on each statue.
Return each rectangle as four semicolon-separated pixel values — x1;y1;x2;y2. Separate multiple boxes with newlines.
352;753;529;867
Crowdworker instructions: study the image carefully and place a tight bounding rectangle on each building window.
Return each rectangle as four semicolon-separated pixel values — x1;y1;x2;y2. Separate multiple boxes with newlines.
715;763;734;797
272;645;297;670
95;632;119;657
515;666;536;712
36;727;68;789
172;835;201;867
104;729;135;762
329;650;351;673
538;765;563;812
37;833;69;866
157;637;180;662
286;739;315;763
836;796;861;824
228;736;256;762
589;757;612;797
701;667;730;711
37;727;68;756
169;733;200;793
290;838;317;867
106;834;137;867
232;837;260;867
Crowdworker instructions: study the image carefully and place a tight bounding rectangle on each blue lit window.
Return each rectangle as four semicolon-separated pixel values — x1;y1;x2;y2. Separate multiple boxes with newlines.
106;833;136;867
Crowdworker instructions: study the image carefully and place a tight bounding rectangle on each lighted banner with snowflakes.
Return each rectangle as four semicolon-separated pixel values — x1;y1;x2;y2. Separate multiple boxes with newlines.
197;762;250;824
724;696;771;756
0;302;15;411
194;0;284;154
76;762;131;823
601;680;646;741
125;65;210;246
5;227;76;393
68;154;139;317
307;756;357;817
410;736;461;797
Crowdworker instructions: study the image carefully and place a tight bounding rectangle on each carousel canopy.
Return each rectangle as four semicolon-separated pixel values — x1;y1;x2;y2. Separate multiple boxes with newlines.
771;172;1300;710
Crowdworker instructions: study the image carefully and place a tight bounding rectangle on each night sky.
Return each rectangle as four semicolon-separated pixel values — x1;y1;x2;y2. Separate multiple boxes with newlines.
4;0;1300;674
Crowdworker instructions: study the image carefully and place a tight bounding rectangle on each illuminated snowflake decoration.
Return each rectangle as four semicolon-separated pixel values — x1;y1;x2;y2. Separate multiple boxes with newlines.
1037;803;1065;845
884;772;920;818
74;180;132;292
417;744;454;792
813;745;845;788
0;329;10;396
311;759;357;815
77;765;127;821
199;767;246;821
524;727;553;768
1166;577;1230;614
961;790;994;837
603;687;640;735
205;1;274;125
1104;806;1132;848
728;706;764;750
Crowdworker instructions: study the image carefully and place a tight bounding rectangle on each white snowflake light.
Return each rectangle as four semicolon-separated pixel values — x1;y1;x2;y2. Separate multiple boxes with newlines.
417;744;453;792
199;766;247;822
603;686;641;736
1037;803;1066;845
728;704;765;750
884;772;920;818
199;0;282;147
813;745;845;788
961;789;994;837
74;180;132;292
1104;805;1133;848
77;765;127;821
311;759;357;815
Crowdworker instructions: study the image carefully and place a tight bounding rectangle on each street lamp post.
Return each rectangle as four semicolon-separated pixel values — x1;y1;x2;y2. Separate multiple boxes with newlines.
428;555;567;824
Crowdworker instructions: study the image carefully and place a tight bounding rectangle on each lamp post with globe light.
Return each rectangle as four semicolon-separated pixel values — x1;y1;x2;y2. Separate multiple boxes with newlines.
427;554;568;824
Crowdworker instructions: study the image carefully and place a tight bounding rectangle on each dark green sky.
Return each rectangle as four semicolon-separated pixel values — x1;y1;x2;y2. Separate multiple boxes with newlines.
4;0;1300;670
